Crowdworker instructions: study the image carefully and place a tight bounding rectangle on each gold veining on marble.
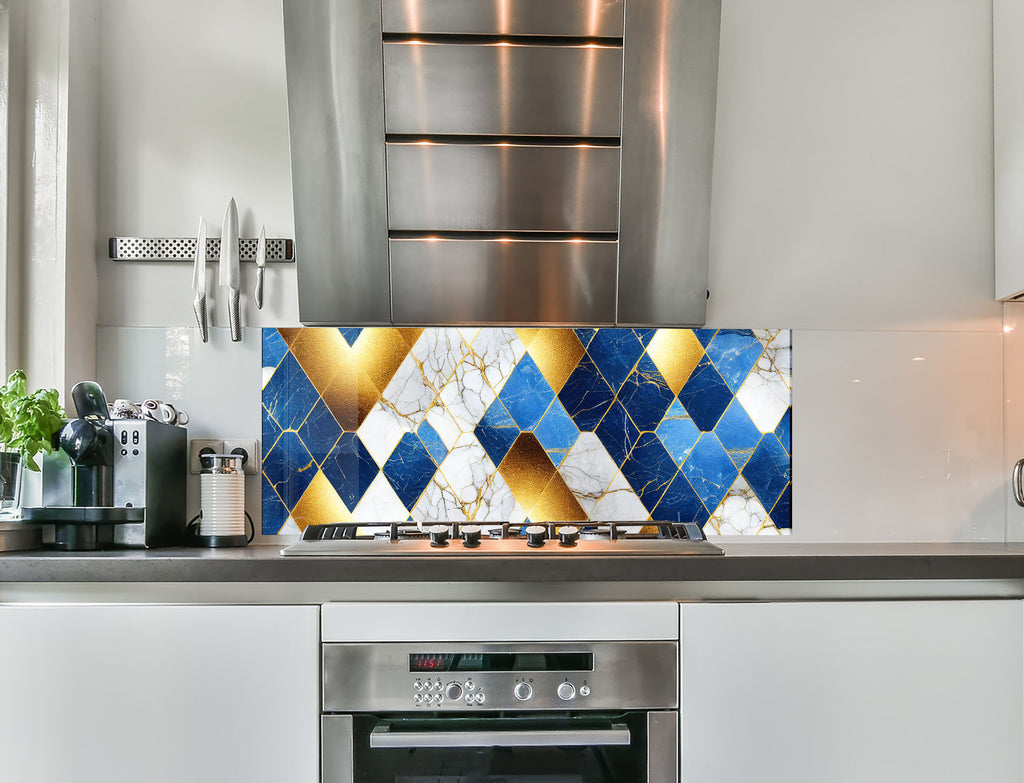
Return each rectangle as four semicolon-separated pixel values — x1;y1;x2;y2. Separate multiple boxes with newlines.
352;328;414;393
532;472;586;522
528;329;585;393
289;328;350;393
646;329;705;395
497;433;556;513
289;469;356;531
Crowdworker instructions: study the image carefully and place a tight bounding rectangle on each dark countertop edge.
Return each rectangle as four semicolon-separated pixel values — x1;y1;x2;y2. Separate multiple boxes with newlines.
1;543;1024;583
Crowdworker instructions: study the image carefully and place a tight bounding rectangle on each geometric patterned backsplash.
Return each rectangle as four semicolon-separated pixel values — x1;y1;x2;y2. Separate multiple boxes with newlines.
262;327;791;536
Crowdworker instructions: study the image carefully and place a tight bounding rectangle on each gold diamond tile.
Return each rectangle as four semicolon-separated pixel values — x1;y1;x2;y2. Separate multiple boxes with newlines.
397;328;426;350
352;328;413;394
527;329;585;394
277;328;303;347
290;328;351;395
321;367;381;431
515;328;542;350
289;469;355;531
646;329;705;396
531;472;586;522
497;433;556;515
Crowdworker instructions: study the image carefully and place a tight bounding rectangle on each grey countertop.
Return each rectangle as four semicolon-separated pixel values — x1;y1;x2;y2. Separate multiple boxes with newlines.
2;541;1024;585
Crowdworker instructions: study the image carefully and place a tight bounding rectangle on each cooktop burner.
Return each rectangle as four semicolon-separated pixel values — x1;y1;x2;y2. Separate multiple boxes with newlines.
279;521;724;556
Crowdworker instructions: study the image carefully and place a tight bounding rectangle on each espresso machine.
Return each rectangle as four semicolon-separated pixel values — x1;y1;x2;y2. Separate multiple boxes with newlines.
23;381;187;550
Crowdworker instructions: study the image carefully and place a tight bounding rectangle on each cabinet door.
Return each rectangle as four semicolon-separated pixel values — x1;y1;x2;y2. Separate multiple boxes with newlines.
0;604;319;783
680;601;1023;783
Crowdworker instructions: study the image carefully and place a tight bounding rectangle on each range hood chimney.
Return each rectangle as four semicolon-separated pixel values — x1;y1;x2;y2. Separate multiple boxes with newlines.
283;0;721;327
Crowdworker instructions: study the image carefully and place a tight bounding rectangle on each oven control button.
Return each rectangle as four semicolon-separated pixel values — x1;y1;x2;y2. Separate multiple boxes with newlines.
445;682;463;701
514;682;533;701
465;694;474;705
414;694;423;705
465;680;476;691
413;680;423;691
579;685;591;697
474;692;486;705
557;682;576;701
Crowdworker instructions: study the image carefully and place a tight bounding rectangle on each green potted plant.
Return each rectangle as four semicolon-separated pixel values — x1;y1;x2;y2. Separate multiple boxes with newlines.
0;370;65;515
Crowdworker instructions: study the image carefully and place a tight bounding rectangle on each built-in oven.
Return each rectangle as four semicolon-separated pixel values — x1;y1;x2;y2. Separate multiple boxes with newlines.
321;641;678;783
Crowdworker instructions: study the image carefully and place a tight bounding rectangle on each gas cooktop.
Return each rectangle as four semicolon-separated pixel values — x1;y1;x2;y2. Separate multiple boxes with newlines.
279;521;724;557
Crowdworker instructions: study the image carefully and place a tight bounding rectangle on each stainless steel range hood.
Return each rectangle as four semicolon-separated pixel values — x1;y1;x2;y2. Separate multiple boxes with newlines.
283;0;721;326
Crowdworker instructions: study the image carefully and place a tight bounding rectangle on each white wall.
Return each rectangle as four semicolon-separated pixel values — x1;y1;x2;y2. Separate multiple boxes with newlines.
91;0;1005;541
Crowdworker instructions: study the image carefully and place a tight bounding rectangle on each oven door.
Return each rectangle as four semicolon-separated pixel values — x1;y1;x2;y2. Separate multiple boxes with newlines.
323;711;677;783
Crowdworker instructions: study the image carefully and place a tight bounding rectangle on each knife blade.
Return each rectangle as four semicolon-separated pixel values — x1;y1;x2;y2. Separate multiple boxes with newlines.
219;197;241;342
192;217;209;342
254;224;266;310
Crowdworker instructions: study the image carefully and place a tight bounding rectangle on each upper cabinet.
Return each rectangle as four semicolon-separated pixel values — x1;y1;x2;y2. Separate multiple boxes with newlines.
283;0;721;326
996;0;1024;300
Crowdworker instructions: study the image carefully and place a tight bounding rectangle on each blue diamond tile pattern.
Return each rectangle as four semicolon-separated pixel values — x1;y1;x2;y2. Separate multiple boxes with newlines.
262;328;792;535
499;353;556;432
587;329;645;392
618;353;675;432
621;433;678;512
321;433;380;511
534;399;580;468
657;400;701;468
383;432;440;511
681;433;739;514
417;420;448;466
743;434;791;515
714;400;762;470
298;398;343;465
263;351;320;431
705;330;764;393
595;399;641;468
558;354;616;432
653;472;710;526
678;356;733;432
475;400;520;467
263;329;289;370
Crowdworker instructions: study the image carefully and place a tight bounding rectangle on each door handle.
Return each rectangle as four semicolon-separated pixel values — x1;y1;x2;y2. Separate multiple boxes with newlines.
369;724;631;749
1014;459;1024;507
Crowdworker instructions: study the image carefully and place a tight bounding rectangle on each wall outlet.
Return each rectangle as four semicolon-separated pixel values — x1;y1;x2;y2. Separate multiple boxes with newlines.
189;439;224;474
223;438;261;475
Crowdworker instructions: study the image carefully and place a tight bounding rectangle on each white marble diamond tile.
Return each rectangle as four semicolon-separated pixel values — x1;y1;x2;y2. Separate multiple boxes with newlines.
379;353;438;431
439;360;497;434
411;472;465;523
278;516;301;535
589;472;649;521
558;433;620;517
424;405;462;451
357;401;409;467
705;475;775;536
472;328;527;396
353;473;409;522
262;366;275;390
410;328;465;392
737;331;791;433
436;434;516;522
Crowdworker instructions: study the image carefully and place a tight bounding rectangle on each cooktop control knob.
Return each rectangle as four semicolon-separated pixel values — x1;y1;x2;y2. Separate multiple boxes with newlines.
445;682;463;701
557;682;576;701
525;525;547;548
558;525;579;547
461;525;482;548
514;682;533;701
428;524;450;547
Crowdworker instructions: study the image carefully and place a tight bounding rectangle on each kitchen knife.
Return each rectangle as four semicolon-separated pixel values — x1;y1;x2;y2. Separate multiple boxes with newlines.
219;197;241;342
254;224;266;310
192;216;209;342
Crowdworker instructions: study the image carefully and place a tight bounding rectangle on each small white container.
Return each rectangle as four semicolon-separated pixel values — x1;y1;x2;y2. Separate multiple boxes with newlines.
198;453;247;547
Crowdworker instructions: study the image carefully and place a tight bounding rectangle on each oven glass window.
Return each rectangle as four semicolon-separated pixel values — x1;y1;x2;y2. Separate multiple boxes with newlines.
347;713;648;783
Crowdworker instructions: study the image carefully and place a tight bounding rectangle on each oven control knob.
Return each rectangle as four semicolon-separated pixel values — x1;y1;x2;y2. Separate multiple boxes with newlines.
445;682;463;701
514;682;533;701
525;525;547;548
428;524;450;547
461;525;482;548
579;685;591;697
558;525;579;546
557;682;576;701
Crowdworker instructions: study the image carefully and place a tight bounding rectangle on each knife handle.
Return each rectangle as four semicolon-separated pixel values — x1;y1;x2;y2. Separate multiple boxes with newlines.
255;267;265;310
229;289;241;342
193;294;209;343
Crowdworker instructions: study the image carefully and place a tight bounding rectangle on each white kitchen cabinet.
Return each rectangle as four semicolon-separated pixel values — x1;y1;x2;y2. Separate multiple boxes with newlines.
680;601;1023;783
996;0;1024;299
0;604;319;783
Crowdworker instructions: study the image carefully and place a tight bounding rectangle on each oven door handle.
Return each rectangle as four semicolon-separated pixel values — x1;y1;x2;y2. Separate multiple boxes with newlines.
369;723;632;748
